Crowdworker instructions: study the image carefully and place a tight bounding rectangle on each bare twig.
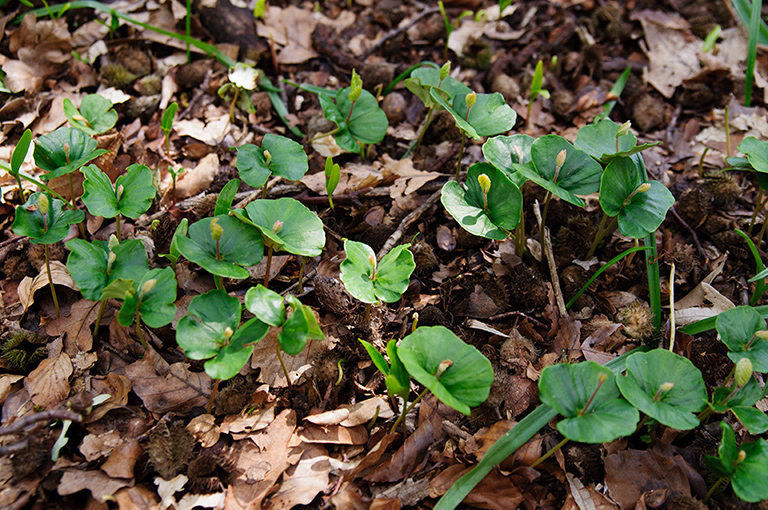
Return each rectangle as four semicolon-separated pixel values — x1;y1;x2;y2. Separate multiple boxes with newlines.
377;189;442;260
534;200;567;316
0;410;82;437
669;205;709;267
362;7;440;59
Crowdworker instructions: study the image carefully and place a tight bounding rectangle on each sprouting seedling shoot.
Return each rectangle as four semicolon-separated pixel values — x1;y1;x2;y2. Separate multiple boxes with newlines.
455;91;477;182
8;129;32;200
210;217;224;289
531;371;610;469
38;195;59;317
325;156;340;214
411;61;453;156
539;148;567;248
221;63;260;122
527;60;550;128
616;120;631;153
586;181;651;260
478;173;491;213
346;69;362;124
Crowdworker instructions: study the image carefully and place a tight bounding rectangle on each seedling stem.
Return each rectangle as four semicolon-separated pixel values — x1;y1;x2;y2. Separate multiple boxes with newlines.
134;308;149;352
528;436;568;469
586;211;610;260
297;256;306;293
207;379;221;414
704;477;728;503
389;386;429;435
747;188;764;236
264;244;274;288
45;244;59;318
276;342;293;388
93;298;107;338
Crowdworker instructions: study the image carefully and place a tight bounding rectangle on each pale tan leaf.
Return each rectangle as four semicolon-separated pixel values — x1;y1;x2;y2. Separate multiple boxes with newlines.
187;414;220;448
18;261;77;313
173;153;219;198
269;444;332;508
58;468;133;501
87;373;131;423
80;431;122;462
46;299;100;355
101;439;142;479
250;328;325;388
298;424;368;445
24;352;72;408
0;375;24;406
124;347;211;414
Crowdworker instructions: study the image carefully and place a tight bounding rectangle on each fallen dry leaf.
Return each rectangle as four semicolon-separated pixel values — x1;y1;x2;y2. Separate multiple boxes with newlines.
299;424;368;446
226;409;299;510
124;347;211;414
57;468;134;502
45;299;99;355
113;485;160;510
101;439;142;479
268;443;332;508
219;404;276;440
305;396;394;427
18;261;77;313
173;152;219;199
87;373;131;423
604;449;690;510
80;430;122;462
187;414;220;448
24;351;72;408
250;328;324;388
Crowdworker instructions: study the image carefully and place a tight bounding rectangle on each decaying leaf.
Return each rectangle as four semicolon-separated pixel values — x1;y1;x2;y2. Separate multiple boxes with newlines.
24;352;72;408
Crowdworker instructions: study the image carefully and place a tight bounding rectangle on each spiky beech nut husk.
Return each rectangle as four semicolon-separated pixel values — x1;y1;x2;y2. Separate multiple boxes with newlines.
37;194;49;215
440;61;451;81
210;217;223;241
100;63;138;88
478;173;491;195
619;301;654;340
348;69;362;102
702;173;739;207
735;357;753;388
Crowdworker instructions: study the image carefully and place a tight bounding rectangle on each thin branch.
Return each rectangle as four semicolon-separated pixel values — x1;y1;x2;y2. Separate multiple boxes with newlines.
377;189;442;260
362;7;440;59
0;410;82;437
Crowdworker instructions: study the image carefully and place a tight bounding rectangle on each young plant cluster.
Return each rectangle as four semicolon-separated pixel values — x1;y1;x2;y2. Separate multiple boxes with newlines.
6;59;768;509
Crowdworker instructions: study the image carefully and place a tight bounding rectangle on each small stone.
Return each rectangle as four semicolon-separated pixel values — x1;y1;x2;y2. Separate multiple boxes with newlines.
381;92;407;124
491;74;520;103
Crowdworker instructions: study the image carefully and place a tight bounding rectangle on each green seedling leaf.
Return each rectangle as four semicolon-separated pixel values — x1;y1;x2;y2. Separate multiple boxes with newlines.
339;239;415;304
161;102;179;137
616;349;706;430
386;339;411;399
176;215;264;280
738;136;768;172
63;94;118;136
539;361;639;443
403;66;471;109
599;156;674;239
214;179;240;216
441;162;522;240
514;135;603;207
319;87;388;153
66;238;148;301
398;326;494;416
34;127;108;181
160;218;189;267
116;267;177;328
231;198;325;257
278;295;323;356
529;60;549;102
236;134;309;188
12;192;84;244
325;156;340;197
81;164;155;219
482;134;533;187
443;91;518;138
716;306;768;372
244;284;285;327
10;129;32;180
706;421;768;503
709;377;768;434
177;289;269;381
574;119;659;164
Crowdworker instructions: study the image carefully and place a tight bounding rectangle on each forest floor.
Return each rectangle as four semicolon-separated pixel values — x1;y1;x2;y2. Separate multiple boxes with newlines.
1;0;768;509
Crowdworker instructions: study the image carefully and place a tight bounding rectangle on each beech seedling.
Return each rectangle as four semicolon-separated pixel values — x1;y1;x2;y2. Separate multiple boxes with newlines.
231;198;325;288
245;285;324;386
177;289;270;412
236;133;309;195
175;214;264;288
80;163;155;242
63;94;118;136
12;192;85;317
